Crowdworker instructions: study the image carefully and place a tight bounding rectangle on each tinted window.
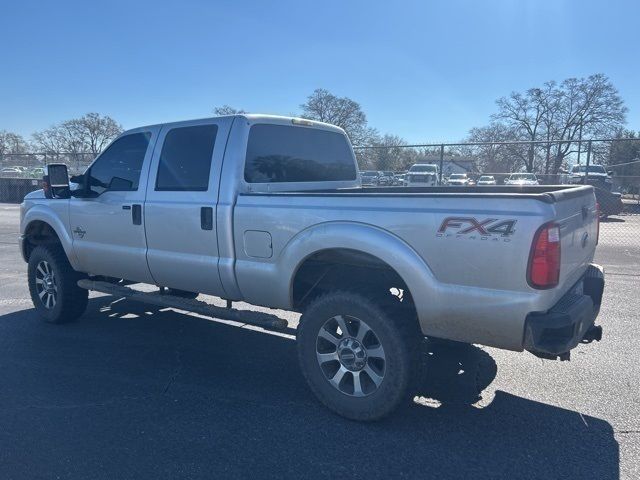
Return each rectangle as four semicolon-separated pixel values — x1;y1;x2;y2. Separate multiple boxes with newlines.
89;132;151;193
244;124;356;183
156;125;218;191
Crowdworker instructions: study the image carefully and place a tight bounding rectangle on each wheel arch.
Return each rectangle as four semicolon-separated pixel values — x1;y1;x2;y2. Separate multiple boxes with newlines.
21;206;78;267
282;222;436;331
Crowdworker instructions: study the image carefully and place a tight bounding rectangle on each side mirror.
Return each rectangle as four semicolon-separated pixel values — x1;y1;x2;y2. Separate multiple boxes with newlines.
607;171;614;176
43;164;70;199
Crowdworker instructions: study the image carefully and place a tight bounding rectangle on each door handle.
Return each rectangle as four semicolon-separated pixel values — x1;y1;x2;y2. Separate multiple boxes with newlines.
201;207;213;230
132;204;142;225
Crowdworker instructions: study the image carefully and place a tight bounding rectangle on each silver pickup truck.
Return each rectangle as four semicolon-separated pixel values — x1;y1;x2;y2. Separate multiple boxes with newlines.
19;114;604;420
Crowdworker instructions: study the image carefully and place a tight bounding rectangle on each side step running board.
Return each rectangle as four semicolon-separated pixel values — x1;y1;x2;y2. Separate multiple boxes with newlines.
77;279;288;330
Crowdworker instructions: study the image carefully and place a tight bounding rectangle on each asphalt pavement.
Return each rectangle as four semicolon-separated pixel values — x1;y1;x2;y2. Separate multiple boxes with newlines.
0;203;638;479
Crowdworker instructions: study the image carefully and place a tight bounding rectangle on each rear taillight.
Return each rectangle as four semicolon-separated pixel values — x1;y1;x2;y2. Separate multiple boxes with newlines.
527;222;561;289
595;202;600;245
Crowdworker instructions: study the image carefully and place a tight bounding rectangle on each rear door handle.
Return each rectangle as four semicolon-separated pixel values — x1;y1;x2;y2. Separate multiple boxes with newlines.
132;204;142;225
201;207;213;230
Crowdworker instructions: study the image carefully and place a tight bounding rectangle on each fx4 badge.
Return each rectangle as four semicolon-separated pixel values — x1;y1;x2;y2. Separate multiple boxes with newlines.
437;217;516;242
73;226;86;239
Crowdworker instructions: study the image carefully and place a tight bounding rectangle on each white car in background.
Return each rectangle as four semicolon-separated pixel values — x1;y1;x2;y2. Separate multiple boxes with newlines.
446;173;471;186
477;175;496;186
405;164;439;186
1;167;23;178
505;173;539;186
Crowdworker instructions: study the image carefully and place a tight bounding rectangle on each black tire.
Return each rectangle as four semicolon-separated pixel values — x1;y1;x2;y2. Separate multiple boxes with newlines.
28;245;88;324
165;289;199;299
297;291;419;421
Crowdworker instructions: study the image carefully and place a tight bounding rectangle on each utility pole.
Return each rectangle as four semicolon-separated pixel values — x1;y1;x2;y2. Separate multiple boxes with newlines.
584;140;592;184
576;122;584;165
439;144;444;185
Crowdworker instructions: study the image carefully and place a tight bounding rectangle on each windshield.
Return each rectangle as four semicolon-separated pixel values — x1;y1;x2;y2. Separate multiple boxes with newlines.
361;171;377;177
510;173;536;180
572;165;606;174
409;165;437;173
450;174;467;179
479;176;493;181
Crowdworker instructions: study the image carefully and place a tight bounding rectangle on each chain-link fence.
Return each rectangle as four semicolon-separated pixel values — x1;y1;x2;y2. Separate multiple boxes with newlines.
354;137;640;213
0;152;95;202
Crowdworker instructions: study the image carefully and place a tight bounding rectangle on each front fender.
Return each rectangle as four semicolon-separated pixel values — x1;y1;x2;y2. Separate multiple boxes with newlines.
21;203;79;269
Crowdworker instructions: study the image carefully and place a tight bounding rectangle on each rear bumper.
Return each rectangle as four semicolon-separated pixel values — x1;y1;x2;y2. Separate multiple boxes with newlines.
523;264;604;360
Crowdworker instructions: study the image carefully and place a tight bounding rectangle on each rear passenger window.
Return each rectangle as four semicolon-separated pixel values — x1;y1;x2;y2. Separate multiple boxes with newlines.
89;132;151;193
156;125;218;191
244;124;357;183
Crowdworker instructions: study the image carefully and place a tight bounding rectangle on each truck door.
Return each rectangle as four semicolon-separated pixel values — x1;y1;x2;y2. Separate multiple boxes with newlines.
69;127;159;283
143;118;231;296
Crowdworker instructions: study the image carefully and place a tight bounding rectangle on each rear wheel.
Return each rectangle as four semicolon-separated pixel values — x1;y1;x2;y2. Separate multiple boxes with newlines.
28;245;88;324
297;291;419;421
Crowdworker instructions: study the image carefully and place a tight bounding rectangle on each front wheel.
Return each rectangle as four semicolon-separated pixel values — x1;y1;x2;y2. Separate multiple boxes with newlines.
297;291;419;421
28;245;88;324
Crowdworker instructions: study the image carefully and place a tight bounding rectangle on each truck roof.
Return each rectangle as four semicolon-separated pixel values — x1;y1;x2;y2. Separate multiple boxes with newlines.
125;114;346;136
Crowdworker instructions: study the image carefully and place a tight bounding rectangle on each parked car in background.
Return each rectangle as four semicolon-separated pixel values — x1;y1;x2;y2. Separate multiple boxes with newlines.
378;171;395;186
569;165;613;189
394;173;405;186
29;167;45;178
594;188;624;218
405;164;439;186
361;170;379;186
446;173;471;186
477;175;496;186
1;167;23;178
505;173;539;186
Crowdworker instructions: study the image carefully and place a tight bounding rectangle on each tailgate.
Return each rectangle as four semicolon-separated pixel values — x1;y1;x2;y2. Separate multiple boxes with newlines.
553;186;599;287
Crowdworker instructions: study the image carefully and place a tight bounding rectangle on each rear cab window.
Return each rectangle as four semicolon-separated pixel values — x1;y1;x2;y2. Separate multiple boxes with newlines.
244;124;357;184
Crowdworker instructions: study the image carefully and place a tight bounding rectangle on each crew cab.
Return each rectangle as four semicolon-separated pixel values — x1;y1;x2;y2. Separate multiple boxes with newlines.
19;114;605;421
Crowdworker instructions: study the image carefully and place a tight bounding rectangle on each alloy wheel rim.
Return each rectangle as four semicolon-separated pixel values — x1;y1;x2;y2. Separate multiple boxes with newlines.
35;260;57;310
316;315;386;397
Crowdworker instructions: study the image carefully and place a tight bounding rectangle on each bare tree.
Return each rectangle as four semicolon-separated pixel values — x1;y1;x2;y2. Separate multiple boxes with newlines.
547;74;627;173
464;123;526;173
471;74;627;174
0;130;29;156
493;87;551;172
32;113;122;155
360;134;410;171
213;105;246;116
300;89;378;146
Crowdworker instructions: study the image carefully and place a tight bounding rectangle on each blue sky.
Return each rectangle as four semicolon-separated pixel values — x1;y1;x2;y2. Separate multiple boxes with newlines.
1;0;638;143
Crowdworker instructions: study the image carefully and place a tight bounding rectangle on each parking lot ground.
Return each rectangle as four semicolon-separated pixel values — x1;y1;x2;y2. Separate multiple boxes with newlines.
0;203;638;479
